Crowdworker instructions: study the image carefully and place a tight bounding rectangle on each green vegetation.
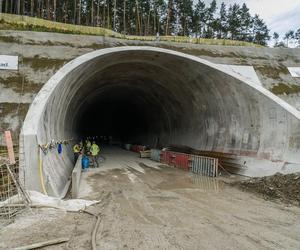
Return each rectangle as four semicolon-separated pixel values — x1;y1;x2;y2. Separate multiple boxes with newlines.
0;75;41;94
270;84;300;95
23;56;69;71
0;15;120;37
0;1;270;45
0;14;259;47
254;65;290;79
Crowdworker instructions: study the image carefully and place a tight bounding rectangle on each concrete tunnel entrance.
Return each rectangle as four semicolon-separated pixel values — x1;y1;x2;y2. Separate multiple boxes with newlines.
74;65;175;143
20;47;300;197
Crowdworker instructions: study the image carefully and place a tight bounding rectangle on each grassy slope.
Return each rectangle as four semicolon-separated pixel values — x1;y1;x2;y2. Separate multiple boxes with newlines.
0;13;259;47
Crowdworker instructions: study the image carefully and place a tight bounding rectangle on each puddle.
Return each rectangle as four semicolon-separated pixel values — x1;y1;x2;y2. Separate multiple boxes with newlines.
146;195;179;201
138;162;161;170
156;173;224;192
190;174;224;191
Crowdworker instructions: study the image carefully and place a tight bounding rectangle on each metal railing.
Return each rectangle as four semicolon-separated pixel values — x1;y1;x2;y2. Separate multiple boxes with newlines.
189;155;218;177
153;150;219;177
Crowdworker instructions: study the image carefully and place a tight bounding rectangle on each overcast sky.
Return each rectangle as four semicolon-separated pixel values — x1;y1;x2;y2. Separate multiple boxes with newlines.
203;0;300;45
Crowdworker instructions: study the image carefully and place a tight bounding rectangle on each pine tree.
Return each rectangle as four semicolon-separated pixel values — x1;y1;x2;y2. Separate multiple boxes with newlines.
205;0;217;38
295;29;300;46
284;30;294;47
165;0;176;35
239;3;252;41
273;32;279;46
217;2;227;39
175;0;193;36
252;14;270;45
227;3;241;40
155;0;166;35
193;0;206;38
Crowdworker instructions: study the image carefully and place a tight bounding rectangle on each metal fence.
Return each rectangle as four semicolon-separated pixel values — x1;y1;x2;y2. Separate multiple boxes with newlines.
0;132;30;225
0;163;22;225
152;150;219;177
190;155;218;177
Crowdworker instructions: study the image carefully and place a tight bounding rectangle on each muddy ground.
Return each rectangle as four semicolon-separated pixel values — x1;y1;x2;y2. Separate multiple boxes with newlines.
1;147;300;249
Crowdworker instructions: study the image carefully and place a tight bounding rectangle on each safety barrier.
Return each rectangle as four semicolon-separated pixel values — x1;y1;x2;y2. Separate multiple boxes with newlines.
156;150;219;177
150;149;161;162
190;155;218;177
169;152;190;171
160;151;172;165
131;145;146;153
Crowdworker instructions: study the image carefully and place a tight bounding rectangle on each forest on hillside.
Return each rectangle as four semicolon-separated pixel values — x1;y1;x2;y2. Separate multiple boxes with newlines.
0;0;271;45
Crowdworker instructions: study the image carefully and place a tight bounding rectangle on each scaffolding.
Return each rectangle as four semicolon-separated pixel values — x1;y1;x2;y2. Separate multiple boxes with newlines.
0;145;30;226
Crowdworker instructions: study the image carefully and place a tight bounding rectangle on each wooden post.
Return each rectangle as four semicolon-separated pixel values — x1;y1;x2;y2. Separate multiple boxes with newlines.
4;130;15;164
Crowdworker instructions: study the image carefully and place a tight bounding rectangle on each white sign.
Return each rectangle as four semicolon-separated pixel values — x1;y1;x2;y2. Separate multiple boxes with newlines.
288;67;300;78
0;55;18;70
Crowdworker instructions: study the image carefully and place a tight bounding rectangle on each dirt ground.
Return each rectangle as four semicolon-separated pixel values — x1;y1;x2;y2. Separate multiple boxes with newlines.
1;147;300;249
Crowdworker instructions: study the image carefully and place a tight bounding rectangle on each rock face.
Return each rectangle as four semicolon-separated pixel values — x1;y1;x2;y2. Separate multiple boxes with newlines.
1;30;300;146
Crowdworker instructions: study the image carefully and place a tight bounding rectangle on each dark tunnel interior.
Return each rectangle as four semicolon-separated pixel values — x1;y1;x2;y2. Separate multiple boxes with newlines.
75;81;176;146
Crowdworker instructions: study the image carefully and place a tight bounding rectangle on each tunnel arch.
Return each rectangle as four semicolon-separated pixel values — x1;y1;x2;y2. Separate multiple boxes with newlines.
20;46;300;197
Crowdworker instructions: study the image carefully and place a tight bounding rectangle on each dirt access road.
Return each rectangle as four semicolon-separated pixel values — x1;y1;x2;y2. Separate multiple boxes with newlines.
1;147;300;249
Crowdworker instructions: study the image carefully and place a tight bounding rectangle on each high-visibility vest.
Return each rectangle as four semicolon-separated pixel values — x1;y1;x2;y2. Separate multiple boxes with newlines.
90;144;100;156
73;144;80;153
86;141;91;149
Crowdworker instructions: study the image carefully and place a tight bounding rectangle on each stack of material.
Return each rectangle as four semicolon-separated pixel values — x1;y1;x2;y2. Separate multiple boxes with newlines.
140;150;151;158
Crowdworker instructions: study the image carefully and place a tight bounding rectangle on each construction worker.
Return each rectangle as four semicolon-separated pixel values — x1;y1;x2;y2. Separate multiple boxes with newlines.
73;143;81;163
85;139;91;153
90;141;100;167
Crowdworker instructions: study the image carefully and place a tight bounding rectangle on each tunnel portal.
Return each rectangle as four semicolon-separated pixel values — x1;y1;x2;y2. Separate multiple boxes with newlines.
20;47;300;197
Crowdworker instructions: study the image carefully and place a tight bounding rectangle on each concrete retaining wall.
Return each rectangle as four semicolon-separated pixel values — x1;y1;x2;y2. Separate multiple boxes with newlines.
72;155;82;199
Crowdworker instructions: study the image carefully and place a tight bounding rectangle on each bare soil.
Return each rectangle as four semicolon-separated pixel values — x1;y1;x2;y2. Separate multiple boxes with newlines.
1;147;300;249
